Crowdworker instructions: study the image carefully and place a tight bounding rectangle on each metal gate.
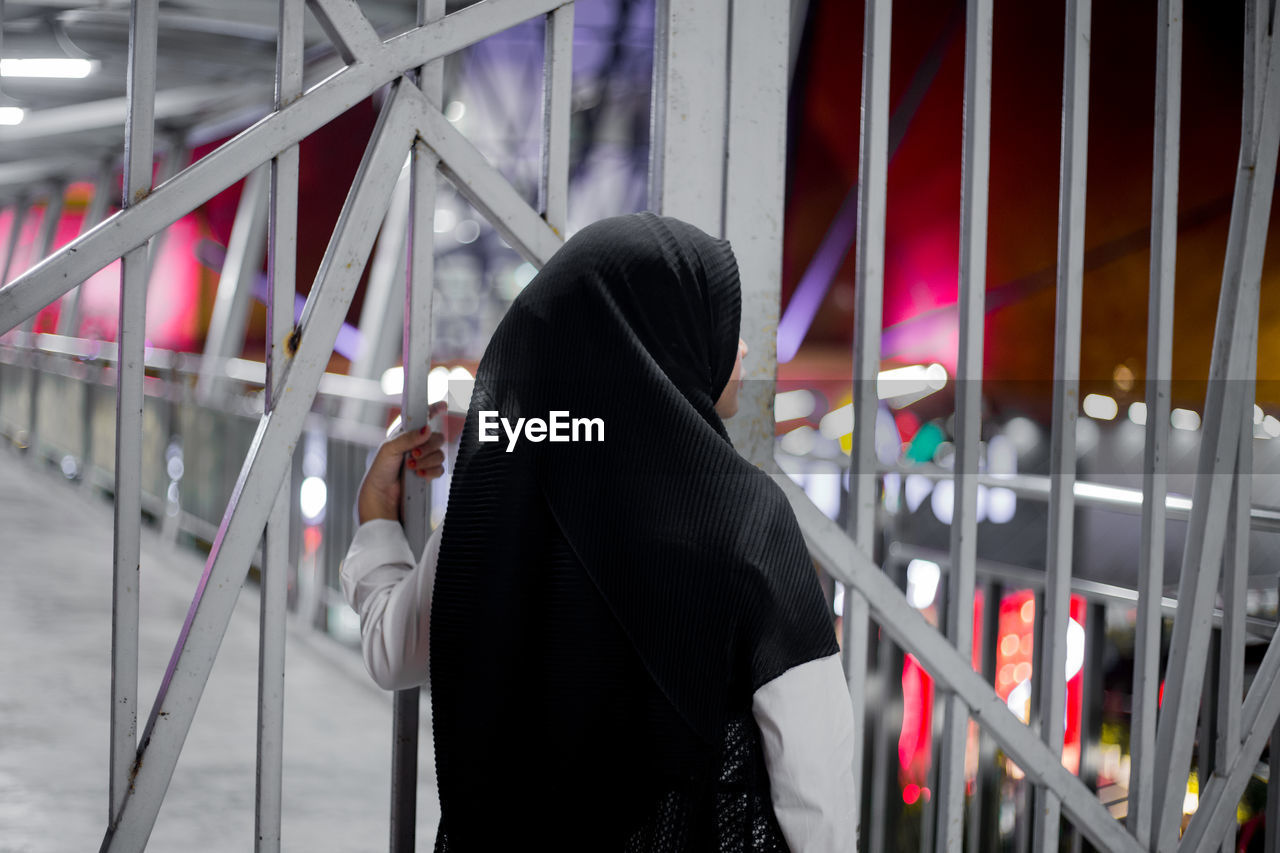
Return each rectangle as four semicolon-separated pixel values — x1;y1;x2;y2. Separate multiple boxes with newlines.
0;0;1276;851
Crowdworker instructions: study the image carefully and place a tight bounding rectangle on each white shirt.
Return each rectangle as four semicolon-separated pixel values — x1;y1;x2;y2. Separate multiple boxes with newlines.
340;517;858;851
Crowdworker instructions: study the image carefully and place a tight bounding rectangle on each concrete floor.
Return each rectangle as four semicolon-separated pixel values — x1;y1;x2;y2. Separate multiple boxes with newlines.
0;448;439;852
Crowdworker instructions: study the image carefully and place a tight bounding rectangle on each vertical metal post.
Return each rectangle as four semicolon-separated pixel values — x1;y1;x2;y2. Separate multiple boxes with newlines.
1268;680;1280;853
847;2;892;842
391;2;444;849
540;0;573;237
1076;602;1106;853
867;557;906;853
109;0;158;827
341;158;410;425
1129;1;1180;845
723;0;792;467
935;0;992;848
1032;1;1090;849
255;1;302;850
1214;337;1254;853
0;195;29;286
196;163;271;404
57;164;115;337
648;0;730;237
20;183;66;334
23;185;67;455
144;136;189;290
975;582;1004;852
31;185;67;275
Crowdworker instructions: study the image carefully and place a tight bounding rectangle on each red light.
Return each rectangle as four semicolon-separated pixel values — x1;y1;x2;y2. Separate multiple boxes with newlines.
903;783;920;805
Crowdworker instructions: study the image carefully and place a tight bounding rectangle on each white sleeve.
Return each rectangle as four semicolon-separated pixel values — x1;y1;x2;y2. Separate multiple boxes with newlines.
751;651;858;852
338;517;444;691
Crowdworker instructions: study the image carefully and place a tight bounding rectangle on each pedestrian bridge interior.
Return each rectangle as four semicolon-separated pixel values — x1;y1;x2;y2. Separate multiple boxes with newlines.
0;0;1277;851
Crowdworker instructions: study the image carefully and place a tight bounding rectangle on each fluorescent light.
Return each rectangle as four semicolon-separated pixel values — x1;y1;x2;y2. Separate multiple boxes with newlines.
1264;415;1280;438
877;363;947;404
0;107;24;126
444;100;466;122
1128;402;1147;426
1171;408;1200;431
1255;404;1265;425
1075;481;1144;506
1083;393;1118;420
1;58;95;79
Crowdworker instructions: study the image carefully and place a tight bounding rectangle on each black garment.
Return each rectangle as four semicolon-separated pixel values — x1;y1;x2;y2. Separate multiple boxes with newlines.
429;213;838;850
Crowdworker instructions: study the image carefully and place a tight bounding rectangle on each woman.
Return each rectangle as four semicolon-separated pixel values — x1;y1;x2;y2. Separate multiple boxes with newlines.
341;213;856;850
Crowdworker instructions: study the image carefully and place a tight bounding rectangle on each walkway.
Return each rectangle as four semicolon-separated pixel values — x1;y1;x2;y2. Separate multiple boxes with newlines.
0;448;439;852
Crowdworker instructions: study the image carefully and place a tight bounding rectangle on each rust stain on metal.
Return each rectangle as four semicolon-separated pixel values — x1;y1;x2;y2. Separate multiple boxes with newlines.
286;325;302;356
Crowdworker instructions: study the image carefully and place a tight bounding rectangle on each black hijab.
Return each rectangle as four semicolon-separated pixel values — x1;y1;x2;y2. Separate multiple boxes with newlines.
428;212;838;847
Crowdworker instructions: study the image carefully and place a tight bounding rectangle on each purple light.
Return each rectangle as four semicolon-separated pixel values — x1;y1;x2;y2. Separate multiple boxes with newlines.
777;187;858;363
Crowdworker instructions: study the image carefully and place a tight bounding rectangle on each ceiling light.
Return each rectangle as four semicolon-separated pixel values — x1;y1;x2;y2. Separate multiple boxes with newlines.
1;58;95;79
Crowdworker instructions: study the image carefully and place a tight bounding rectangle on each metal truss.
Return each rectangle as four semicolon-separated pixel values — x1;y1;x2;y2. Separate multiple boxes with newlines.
0;0;1277;851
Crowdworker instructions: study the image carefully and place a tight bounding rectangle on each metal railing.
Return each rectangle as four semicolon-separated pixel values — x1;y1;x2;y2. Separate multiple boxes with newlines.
0;1;1277;852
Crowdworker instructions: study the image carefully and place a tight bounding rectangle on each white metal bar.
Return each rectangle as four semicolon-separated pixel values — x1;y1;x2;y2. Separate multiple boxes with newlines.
1213;348;1252;853
845;1;892;832
539;2;573;237
388;0;443;844
33;186;67;264
1129;1;1180;845
340;156;410;425
0;86;235;144
935;0;992;848
196;164;270;404
99;79;418;852
648;0;730;236
411;86;563;266
1269;708;1280;853
144;137;189;291
56;165;115;337
1033;1;1090;848
1178;646;1280;851
777;476;1143;853
254;0;303;849
1151;21;1280;852
307;0;382;65
109;0;158;827
0;0;566;336
0;196;29;286
20;184;67;333
722;0;791;468
1245;0;1268;156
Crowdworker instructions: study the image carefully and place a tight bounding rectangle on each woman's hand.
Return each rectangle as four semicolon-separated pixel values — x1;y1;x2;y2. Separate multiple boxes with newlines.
357;400;448;524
